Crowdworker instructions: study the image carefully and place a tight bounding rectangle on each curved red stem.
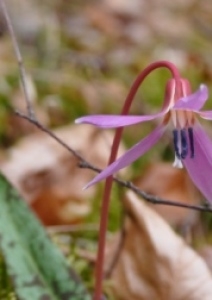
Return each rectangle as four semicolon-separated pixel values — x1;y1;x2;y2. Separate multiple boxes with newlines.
93;61;181;300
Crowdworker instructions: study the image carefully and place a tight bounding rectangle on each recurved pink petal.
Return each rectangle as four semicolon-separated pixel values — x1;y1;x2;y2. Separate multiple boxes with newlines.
84;125;166;189
183;123;212;202
198;110;212;120
75;111;166;128
173;84;208;111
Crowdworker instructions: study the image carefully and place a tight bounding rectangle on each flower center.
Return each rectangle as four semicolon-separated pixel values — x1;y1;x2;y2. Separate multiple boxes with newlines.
165;78;195;168
172;127;194;160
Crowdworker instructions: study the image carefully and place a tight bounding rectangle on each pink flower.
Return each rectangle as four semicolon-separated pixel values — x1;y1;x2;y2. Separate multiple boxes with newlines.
75;78;212;201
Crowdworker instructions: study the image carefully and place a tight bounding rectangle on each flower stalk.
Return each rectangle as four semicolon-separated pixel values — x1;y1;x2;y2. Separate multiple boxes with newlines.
92;61;182;300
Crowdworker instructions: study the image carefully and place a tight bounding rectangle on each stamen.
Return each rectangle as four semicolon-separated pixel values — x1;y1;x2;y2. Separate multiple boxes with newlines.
173;129;180;158
188;127;194;158
173;155;183;168
180;129;188;159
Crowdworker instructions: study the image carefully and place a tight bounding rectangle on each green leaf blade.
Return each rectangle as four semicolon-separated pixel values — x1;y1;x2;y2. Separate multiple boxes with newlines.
0;173;91;300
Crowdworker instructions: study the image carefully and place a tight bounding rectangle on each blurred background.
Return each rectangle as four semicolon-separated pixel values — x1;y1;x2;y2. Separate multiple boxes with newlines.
1;0;212;298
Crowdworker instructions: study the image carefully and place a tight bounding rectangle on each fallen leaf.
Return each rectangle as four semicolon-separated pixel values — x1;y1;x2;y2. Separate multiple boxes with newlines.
0;124;126;225
198;246;212;273
134;162;200;228
106;191;212;300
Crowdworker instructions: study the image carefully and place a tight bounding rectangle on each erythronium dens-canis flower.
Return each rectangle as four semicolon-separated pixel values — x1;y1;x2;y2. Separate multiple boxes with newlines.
77;61;212;300
76;68;212;202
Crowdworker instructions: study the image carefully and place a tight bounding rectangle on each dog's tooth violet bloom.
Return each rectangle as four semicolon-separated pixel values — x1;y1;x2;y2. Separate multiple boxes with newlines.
76;75;212;202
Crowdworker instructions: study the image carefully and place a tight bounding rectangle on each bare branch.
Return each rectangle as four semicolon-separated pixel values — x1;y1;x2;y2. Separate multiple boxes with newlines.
79;161;212;213
0;0;35;118
14;111;212;214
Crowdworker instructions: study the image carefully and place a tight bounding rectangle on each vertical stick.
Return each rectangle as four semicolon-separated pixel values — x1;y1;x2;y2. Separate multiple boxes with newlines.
0;0;35;118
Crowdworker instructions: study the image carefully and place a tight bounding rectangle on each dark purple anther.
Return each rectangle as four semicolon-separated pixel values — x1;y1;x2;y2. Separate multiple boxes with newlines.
188;127;194;158
173;129;180;158
180;129;188;159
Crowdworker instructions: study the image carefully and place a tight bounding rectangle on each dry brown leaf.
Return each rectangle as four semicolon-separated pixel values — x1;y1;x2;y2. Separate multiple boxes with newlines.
106;191;212;300
0;124;126;225
134;162;200;228
198;246;212;273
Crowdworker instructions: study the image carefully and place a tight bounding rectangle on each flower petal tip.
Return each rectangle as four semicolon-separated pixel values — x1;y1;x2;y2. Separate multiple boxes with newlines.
200;84;207;90
82;181;94;190
75;118;81;124
200;84;208;95
82;184;89;191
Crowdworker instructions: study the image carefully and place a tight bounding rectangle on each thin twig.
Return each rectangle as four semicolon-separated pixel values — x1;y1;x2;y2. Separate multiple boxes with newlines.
79;161;212;213
13;112;212;213
12;111;212;214
0;0;35;118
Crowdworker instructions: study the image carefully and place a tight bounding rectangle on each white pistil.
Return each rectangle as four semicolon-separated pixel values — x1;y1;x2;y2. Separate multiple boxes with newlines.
173;154;183;169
